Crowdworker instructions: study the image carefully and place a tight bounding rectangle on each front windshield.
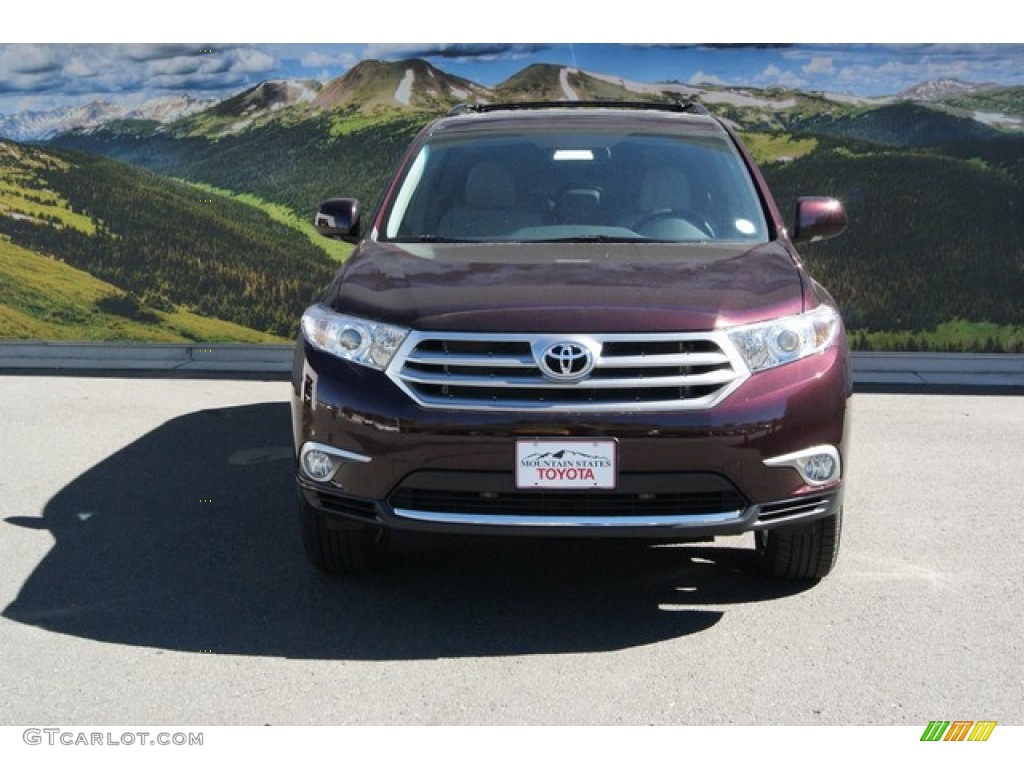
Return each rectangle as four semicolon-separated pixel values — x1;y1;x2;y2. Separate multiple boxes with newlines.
381;126;769;244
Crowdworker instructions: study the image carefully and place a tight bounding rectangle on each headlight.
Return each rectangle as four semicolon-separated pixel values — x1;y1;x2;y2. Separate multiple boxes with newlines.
301;305;409;371
727;305;840;373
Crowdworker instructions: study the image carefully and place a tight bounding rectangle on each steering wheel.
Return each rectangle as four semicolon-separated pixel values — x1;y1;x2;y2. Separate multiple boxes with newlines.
632;209;715;238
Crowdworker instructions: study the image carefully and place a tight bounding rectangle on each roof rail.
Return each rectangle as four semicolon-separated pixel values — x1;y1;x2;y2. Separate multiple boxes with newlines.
446;100;709;117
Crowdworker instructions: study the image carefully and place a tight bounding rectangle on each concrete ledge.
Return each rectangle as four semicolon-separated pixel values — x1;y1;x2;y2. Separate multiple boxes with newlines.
0;341;294;374
852;352;1024;388
0;342;1022;389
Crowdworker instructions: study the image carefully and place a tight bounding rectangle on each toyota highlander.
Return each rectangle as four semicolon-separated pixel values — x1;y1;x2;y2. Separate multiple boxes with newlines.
292;101;851;580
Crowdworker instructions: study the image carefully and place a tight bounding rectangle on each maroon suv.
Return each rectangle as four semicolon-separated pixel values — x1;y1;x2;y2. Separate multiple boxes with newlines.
292;101;850;580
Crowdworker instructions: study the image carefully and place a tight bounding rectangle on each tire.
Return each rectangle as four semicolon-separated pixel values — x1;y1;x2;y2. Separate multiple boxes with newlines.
756;507;842;580
298;502;389;574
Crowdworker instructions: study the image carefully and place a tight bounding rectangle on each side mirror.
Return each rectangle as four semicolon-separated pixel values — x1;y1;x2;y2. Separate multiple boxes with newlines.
793;197;847;243
314;198;361;241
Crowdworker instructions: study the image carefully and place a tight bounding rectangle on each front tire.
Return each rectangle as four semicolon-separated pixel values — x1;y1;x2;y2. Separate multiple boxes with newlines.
298;502;389;574
756;508;842;580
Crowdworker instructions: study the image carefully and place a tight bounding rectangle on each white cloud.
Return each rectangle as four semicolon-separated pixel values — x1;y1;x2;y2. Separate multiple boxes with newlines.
803;56;835;76
836;56;976;91
234;48;276;73
0;44;278;104
145;55;205;78
755;65;808;89
301;51;358;69
63;55;101;79
301;52;336;68
362;44;428;60
0;44;64;76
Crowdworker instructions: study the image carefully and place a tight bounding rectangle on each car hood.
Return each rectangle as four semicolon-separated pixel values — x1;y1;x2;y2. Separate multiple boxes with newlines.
326;240;808;333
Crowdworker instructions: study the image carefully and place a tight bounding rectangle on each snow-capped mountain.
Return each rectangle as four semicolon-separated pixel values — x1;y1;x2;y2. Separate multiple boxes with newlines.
170;79;324;137
0;94;216;141
207;79;320;119
897;78;994;102
123;94;217;123
0;101;123;142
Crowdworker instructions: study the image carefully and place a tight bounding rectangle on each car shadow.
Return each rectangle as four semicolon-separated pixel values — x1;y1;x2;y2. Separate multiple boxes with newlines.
3;402;813;659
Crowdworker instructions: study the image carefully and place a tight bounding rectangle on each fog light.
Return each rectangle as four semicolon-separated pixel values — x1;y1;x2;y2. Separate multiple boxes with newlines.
764;445;841;487
799;454;837;483
302;449;337;481
299;442;373;482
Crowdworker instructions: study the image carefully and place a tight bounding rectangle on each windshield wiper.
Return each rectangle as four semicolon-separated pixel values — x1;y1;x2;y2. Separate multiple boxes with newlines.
531;235;643;244
389;235;471;243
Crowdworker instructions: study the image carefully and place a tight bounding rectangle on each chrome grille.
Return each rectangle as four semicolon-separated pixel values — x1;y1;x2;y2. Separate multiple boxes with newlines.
388;331;748;411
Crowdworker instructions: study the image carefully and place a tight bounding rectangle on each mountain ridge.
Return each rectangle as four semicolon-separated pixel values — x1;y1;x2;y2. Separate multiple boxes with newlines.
312;58;489;112
4;60;1023;142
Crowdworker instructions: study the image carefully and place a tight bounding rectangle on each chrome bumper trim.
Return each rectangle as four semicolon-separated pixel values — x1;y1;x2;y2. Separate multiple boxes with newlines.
392;507;745;528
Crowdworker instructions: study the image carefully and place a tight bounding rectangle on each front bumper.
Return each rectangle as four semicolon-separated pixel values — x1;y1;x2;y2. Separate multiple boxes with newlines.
292;340;851;538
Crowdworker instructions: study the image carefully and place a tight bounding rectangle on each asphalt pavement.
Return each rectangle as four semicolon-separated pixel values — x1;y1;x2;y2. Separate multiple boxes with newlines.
0;375;1021;725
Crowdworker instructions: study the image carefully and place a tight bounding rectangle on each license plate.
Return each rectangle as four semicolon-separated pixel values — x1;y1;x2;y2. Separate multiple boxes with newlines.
515;440;617;489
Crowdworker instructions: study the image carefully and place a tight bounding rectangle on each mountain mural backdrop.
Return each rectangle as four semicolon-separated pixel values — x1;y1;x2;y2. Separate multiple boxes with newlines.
2;56;1022;349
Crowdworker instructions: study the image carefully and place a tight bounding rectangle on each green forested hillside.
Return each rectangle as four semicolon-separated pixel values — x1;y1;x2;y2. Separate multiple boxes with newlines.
54;111;428;219
943;86;1024;116
0;140;336;338
0;236;281;342
791;102;1003;147
763;147;1024;332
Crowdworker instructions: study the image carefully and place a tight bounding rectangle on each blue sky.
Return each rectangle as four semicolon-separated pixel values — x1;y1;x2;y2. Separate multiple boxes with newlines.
3;5;1023;116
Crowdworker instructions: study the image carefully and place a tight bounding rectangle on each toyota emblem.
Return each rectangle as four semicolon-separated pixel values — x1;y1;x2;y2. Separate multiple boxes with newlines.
538;341;595;382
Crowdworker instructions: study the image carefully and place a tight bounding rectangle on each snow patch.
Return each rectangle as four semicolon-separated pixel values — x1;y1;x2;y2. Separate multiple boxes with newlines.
586;68;798;109
699;92;797;109
395;69;415;106
296;84;318;103
973;110;1022;129
269;79;319;105
589;70;696;97
217;117;254;137
821;92;891;107
560;68;580;101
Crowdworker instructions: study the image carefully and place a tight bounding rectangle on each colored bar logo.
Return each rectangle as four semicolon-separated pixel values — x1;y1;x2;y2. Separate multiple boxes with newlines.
921;721;997;742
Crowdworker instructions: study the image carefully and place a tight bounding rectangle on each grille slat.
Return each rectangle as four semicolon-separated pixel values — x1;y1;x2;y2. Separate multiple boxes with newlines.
389;331;746;411
398;368;737;389
405;351;536;368
597;351;732;368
